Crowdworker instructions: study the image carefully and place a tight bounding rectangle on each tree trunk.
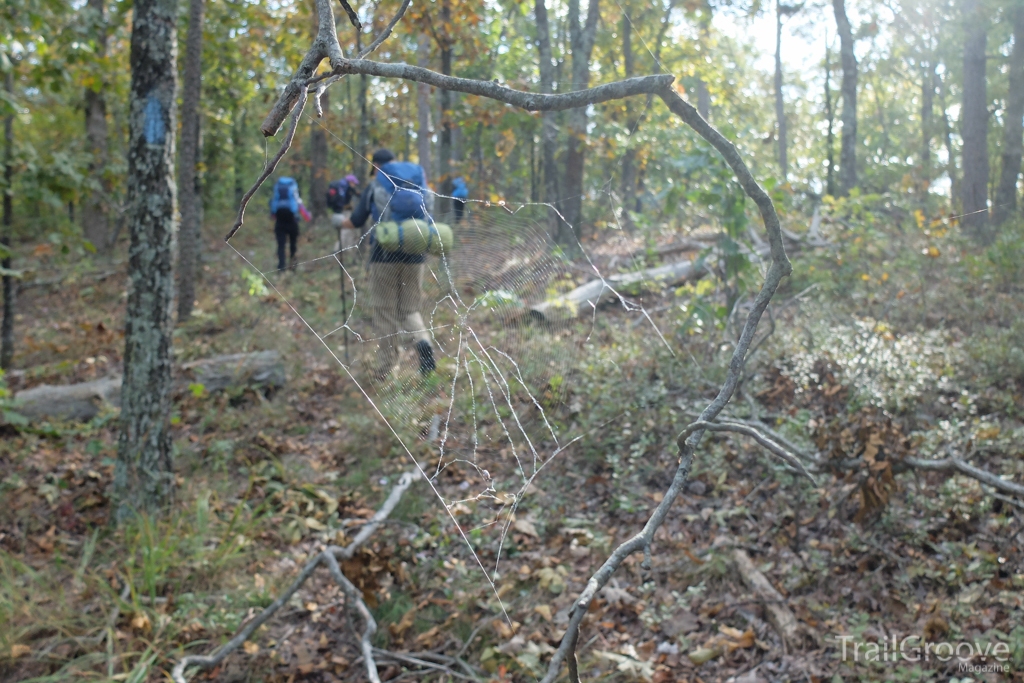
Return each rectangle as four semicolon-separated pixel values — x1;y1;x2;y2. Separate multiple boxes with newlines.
960;0;990;241
562;0;600;245
824;35;837;197
116;0;179;521
994;5;1024;226
176;0;204;322
356;25;371;181
774;1;788;181
939;72;958;198
233;108;246;208
696;17;711;120
534;0;560;209
620;11;637;228
309;90;329;217
308;1;329;217
833;0;857;195
416;32;432;185
1;71;13;371
82;0;111;252
920;59;935;183
436;0;454;216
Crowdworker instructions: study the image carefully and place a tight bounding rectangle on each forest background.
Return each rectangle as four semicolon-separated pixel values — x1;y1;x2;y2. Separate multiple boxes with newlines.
2;0;1024;681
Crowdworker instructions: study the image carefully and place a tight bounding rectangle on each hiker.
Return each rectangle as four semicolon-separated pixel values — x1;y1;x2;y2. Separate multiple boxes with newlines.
327;174;359;216
269;176;310;270
327;174;360;251
342;149;437;379
451;176;468;223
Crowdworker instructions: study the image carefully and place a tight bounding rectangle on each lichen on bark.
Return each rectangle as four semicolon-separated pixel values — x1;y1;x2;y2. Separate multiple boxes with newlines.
115;0;179;521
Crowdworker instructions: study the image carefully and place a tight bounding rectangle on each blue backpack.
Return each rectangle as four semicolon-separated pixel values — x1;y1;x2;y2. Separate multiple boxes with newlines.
327;178;354;212
371;162;428;222
270;177;300;215
451;177;468;200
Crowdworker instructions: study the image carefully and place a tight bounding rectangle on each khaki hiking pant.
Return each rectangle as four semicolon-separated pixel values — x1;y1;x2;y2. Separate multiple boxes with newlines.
368;262;430;379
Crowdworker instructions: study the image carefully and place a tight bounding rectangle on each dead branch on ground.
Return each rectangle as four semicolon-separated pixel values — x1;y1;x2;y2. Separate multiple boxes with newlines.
171;471;419;683
732;548;813;651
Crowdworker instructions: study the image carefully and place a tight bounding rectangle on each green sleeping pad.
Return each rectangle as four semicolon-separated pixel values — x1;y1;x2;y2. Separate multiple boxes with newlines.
375;219;454;256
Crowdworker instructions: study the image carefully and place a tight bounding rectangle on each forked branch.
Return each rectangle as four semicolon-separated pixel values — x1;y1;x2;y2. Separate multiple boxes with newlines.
171;471;418;683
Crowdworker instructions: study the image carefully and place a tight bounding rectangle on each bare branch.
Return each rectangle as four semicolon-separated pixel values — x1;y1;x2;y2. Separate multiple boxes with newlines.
171;471;419;683
338;0;362;30
358;0;413;58
676;420;817;483
260;0;345;136
539;86;791;683
324;552;380;683
224;94;306;242
904;455;1024;498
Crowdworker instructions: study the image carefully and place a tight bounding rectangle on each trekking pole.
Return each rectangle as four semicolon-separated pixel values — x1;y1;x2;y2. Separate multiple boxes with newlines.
339;226;350;364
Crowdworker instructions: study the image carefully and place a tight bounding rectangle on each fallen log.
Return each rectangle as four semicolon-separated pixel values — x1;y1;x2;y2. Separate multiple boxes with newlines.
11;350;286;422
178;350;286;394
12;375;123;422
529;259;706;321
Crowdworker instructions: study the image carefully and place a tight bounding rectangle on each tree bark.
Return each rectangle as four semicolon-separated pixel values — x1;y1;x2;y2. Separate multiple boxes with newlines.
774;1;787;181
416;32;432;184
833;0;857;195
82;0;111;252
959;0;990;241
562;0;600;245
535;0;560;209
1;71;14;371
994;5;1024;226
176;0;204;321
824;35;837;197
116;0;179;521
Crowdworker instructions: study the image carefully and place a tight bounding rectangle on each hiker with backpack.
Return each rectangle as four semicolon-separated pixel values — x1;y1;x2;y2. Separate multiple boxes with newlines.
451;176;468;223
328;174;360;252
327;174;360;215
342;148;446;380
269;176;311;270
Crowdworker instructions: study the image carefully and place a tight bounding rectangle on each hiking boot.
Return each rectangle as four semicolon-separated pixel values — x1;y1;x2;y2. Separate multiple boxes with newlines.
416;340;436;375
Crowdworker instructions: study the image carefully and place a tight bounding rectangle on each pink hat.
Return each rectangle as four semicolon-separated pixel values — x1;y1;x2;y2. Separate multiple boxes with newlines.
345;174;359;185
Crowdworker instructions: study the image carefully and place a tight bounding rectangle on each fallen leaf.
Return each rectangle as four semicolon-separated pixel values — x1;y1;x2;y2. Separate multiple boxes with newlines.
660;609;699;637
688;646;723;665
390;607;416;639
534;604;552;622
304;517;327;531
416;625;441;647
130;612;151;634
513;517;539;538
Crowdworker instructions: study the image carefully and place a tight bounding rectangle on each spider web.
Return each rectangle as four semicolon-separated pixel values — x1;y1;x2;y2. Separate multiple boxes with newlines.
227;96;676;623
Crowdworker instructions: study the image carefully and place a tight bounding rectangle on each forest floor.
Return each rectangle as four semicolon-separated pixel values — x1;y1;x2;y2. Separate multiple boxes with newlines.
2;198;1024;683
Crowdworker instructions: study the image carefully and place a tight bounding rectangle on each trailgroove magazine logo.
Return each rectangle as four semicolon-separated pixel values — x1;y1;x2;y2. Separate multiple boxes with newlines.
835;634;1012;673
